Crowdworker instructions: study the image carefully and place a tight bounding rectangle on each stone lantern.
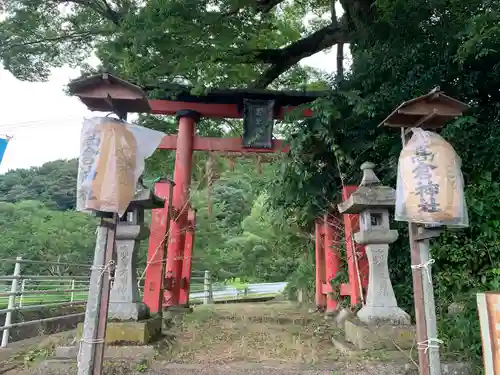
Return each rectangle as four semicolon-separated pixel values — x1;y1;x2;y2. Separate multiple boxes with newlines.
108;182;165;321
338;162;410;326
74;182;166;351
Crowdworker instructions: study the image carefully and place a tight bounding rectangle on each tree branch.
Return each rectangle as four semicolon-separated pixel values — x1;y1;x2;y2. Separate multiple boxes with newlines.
255;0;285;13
98;0;122;24
250;24;351;88
56;0;121;25
222;0;286;17
246;0;377;88
336;42;344;82
0;30;109;53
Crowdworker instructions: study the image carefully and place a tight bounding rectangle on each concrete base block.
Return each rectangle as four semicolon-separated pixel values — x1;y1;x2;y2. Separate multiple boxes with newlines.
357;305;411;326
76;316;162;345
344;318;415;350
108;301;149;321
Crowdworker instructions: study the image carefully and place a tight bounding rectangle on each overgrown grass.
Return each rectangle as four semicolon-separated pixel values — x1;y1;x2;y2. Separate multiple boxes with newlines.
158;302;340;364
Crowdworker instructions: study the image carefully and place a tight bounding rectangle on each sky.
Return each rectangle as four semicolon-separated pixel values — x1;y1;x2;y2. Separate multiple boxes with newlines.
0;29;340;174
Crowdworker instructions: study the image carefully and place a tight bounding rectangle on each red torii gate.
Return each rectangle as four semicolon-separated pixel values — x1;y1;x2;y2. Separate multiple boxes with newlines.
314;186;369;314
68;73;363;314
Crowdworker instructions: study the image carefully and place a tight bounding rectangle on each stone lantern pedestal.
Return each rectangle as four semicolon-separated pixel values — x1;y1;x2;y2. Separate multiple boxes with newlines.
76;184;165;346
337;162;415;351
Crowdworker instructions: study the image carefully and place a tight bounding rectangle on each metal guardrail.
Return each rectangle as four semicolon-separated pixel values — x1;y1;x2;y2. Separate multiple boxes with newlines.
0;258;287;348
190;281;288;300
0;257;91;348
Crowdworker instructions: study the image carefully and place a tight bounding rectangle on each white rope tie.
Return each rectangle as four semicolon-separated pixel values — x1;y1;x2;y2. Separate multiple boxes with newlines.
417;338;443;353
77;338;106;367
80;338;105;344
90;260;116;278
77;260;116;366
411;258;435;284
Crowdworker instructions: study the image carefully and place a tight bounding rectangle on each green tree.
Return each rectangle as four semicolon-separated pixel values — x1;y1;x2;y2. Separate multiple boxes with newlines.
1;0;356;89
0;159;78;210
0;200;97;276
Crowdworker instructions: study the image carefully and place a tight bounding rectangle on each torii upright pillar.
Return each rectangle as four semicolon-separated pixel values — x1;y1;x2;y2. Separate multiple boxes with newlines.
164;110;199;308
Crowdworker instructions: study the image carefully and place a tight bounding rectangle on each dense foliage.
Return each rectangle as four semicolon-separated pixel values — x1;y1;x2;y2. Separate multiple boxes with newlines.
0;157;303;283
0;159;78;210
2;0;500;370
0;199;97;276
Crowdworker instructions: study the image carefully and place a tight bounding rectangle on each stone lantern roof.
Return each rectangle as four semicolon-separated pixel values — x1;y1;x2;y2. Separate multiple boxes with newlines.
130;181;165;210
337;162;395;215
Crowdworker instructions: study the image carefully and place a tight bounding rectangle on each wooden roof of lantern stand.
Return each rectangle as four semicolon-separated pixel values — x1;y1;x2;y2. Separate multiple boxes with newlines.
378;86;470;132
378;87;470;375
68;73;152;120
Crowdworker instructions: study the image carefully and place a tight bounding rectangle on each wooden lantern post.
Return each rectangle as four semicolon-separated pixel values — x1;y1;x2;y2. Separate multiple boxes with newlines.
378;87;470;375
68;75;152;375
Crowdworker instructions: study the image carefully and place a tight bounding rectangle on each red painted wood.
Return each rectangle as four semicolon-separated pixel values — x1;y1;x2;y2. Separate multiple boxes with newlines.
315;220;326;309
164;115;196;307
179;208;195;306
322;282;351;297
159;135;289;153
150;99;313;119
321;283;331;293
342;185;368;307
340;283;351;296
324;214;341;313
143;181;172;313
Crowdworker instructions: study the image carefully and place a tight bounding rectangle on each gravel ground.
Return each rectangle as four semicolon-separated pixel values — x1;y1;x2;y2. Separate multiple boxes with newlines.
146;362;416;375
0;302;472;375
12;360;417;375
18;359;471;375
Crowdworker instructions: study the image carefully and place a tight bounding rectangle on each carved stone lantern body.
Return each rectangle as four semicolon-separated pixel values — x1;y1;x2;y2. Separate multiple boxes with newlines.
338;162;410;326
108;183;164;321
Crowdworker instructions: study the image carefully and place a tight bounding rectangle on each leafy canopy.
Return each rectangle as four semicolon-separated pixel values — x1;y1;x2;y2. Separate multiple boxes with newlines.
0;0;338;89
